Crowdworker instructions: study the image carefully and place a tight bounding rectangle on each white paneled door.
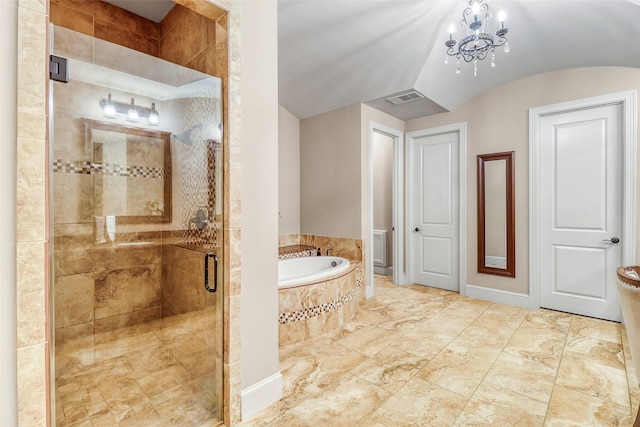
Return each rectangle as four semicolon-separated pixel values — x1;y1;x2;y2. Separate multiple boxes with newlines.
410;131;459;291
539;103;623;321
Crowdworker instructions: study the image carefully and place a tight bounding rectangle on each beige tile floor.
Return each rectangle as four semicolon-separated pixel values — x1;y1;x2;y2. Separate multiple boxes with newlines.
241;275;640;427
55;309;223;426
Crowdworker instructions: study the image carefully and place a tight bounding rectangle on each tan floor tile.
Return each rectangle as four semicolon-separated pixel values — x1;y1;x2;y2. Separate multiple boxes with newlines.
371;377;466;427
334;325;403;357
502;326;566;368
350;346;430;393
523;309;572;333
484;352;556;403
563;334;625;370
454;382;547;426
419;311;475;337
569;314;622;344
417;348;495;397
556;354;630;408
544;385;633;426
444;325;511;362
286;373;391;427
389;324;455;359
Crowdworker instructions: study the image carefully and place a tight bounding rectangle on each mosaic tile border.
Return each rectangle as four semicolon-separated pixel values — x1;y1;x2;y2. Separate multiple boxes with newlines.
53;159;167;179
279;279;362;325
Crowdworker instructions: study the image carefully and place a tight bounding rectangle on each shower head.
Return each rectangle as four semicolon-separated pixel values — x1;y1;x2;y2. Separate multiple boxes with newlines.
172;123;204;146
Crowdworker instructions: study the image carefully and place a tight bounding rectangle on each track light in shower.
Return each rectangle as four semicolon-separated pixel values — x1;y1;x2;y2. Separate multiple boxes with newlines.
148;103;159;126
99;94;160;126
127;98;139;123
103;94;117;118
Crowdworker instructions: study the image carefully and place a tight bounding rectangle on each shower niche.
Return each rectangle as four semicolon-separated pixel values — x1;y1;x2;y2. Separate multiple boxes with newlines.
51;20;225;426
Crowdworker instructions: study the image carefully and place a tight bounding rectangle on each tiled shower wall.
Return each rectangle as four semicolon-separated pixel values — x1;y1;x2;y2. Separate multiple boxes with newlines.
14;0;242;425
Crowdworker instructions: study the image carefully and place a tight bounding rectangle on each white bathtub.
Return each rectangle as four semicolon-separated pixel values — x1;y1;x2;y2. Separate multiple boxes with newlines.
278;256;351;288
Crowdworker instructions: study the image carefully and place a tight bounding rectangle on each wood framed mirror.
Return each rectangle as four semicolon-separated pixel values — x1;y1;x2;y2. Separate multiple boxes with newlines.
477;151;515;277
84;119;172;224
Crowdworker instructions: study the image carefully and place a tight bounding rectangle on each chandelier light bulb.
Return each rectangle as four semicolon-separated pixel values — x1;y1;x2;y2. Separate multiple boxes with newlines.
471;1;480;15
504;42;510;53
445;55;449;64
448;24;456;35
498;10;506;23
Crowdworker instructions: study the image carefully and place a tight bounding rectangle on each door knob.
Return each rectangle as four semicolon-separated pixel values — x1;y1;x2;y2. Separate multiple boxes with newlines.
414;227;421;232
602;237;620;244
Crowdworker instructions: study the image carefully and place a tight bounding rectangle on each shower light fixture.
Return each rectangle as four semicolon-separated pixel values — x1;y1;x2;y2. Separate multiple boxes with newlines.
148;103;159;126
103;94;117;118
127;98;139;123
99;94;160;126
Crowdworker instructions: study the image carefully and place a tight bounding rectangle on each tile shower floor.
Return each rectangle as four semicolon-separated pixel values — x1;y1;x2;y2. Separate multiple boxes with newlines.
55;309;221;426
241;275;640;426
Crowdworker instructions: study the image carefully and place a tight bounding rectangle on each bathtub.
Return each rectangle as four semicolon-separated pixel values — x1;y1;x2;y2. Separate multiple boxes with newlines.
278;256;363;346
278;256;351;288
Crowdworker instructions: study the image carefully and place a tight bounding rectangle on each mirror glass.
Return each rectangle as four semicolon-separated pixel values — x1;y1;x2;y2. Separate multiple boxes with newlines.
477;151;515;277
86;119;172;223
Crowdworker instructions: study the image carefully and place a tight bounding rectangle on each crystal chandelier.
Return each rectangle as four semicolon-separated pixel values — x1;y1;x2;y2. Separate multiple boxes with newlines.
445;0;509;76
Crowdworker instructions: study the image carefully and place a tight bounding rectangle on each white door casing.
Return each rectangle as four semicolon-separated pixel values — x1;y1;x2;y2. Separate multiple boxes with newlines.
530;91;637;321
407;126;464;292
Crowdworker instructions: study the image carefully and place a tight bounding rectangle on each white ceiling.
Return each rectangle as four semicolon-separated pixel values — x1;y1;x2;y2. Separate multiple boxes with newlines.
103;0;640;120
278;0;640;119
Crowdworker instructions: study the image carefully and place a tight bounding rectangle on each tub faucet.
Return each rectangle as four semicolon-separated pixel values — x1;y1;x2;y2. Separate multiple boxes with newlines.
326;248;332;256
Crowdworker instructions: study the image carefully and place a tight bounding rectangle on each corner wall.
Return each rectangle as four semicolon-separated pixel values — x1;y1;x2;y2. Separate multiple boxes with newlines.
300;103;362;239
278;106;301;235
0;0;18;423
239;0;282;419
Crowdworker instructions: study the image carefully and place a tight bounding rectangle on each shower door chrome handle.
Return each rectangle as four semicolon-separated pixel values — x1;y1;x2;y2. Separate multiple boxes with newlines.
204;252;217;293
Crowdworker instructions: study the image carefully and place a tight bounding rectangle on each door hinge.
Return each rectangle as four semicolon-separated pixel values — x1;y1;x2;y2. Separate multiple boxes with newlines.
49;55;69;83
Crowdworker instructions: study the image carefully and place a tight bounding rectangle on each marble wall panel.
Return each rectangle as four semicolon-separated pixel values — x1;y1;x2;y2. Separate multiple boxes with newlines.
55;273;95;328
94;264;161;319
159;9;208;66
16;241;46;348
94;245;161;271
94;306;161;334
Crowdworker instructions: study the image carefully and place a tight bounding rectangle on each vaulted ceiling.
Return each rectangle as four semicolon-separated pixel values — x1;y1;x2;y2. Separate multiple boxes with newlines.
278;0;640;120
104;0;640;121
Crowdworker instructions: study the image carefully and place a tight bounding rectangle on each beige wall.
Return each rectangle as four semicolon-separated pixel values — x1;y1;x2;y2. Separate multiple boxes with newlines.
278;105;301;235
0;0;17;423
406;66;640;295
239;0;281;415
300;103;362;239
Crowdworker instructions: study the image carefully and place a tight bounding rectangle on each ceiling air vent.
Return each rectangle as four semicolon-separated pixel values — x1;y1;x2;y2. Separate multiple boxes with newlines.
386;90;425;105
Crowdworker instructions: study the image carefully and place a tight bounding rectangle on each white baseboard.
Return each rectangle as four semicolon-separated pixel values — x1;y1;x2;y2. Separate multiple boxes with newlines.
374;266;392;276
241;372;283;420
465;284;531;309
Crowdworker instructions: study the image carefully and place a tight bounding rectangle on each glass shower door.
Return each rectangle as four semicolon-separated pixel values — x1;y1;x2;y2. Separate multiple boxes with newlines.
50;24;224;426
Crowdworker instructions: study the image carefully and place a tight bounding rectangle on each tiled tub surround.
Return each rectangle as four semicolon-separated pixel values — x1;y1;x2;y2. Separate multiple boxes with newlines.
278;262;364;347
278;234;363;261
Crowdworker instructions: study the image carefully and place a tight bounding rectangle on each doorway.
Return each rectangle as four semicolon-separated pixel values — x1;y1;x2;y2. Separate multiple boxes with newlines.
530;91;637;321
369;122;403;295
50;17;225;426
406;123;467;292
